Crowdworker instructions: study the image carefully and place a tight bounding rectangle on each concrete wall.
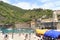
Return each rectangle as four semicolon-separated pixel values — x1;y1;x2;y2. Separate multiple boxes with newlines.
57;22;60;29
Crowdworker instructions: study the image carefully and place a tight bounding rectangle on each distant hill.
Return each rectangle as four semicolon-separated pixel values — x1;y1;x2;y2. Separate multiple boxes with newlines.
0;1;53;24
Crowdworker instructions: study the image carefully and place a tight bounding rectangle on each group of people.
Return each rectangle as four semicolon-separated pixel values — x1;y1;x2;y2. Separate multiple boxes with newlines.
36;34;60;40
19;33;41;40
3;33;54;40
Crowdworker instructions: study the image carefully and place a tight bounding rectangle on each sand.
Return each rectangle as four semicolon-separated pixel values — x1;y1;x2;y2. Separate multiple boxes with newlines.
0;33;41;40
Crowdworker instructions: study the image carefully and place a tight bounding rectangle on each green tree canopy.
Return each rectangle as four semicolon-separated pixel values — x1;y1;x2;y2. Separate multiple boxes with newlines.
0;1;53;24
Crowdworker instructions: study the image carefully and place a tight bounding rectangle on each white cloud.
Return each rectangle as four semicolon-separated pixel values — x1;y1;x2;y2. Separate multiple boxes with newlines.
52;7;60;10
0;0;2;1
12;2;40;9
11;0;60;10
2;0;10;3
54;1;60;6
1;0;60;10
36;0;60;10
9;1;60;10
31;4;40;8
40;2;55;9
37;0;51;2
1;0;40;9
13;2;31;9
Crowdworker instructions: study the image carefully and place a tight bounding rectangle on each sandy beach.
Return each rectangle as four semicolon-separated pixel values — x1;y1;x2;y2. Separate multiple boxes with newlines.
0;33;40;40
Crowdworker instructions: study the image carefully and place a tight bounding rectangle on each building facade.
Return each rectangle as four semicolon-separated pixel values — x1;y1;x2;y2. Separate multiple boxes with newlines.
37;10;60;29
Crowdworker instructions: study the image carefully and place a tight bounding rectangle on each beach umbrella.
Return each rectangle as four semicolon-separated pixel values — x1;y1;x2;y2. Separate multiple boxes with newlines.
44;30;60;38
36;29;48;35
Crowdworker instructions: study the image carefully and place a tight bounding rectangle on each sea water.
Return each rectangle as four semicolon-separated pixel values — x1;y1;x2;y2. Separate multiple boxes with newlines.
0;28;34;34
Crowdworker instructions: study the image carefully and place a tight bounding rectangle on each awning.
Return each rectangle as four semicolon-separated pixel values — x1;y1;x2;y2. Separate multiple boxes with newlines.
36;29;48;35
44;30;60;38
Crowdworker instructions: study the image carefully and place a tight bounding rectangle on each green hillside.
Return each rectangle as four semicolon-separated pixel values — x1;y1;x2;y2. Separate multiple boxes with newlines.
0;1;53;24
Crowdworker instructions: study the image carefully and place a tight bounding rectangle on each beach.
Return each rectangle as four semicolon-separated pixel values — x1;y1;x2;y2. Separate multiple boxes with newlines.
0;33;40;40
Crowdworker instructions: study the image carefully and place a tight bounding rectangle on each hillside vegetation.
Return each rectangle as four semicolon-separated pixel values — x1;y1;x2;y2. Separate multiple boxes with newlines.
0;1;53;24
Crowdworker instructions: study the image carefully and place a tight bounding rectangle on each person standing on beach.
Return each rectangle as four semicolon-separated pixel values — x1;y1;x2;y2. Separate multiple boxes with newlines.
24;34;28;40
4;34;8;40
29;33;31;40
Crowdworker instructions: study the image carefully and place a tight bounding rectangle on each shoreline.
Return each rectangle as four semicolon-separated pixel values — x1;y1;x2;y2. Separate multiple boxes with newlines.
0;33;40;40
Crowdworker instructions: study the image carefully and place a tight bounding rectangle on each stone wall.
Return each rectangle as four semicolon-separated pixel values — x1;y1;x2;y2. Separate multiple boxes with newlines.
15;23;30;28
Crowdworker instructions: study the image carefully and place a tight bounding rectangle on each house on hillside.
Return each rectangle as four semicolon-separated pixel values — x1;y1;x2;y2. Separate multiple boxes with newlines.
37;10;60;29
54;10;60;21
37;18;57;29
54;10;60;29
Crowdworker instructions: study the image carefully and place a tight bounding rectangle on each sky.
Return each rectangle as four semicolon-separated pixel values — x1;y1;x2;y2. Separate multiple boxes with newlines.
1;0;60;10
